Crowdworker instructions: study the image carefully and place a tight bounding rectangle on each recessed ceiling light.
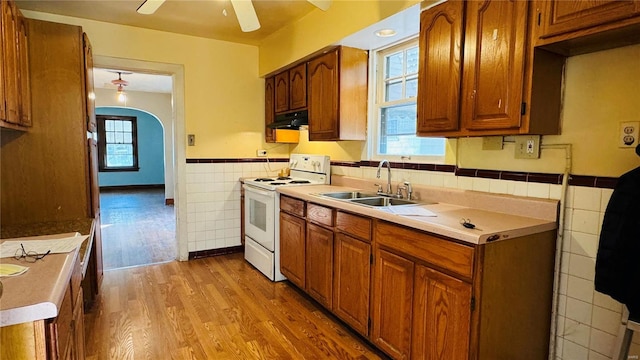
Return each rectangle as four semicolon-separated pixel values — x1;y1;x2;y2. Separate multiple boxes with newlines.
375;28;397;38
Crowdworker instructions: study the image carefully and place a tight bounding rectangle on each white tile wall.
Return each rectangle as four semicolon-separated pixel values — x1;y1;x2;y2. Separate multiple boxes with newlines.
331;166;640;360
186;162;276;252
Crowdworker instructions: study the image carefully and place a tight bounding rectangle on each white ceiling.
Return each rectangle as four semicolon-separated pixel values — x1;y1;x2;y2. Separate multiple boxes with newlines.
94;69;173;94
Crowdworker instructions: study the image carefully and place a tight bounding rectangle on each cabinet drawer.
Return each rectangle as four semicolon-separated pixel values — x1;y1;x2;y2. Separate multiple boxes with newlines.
336;211;371;241
376;221;475;280
280;195;305;217
307;203;334;227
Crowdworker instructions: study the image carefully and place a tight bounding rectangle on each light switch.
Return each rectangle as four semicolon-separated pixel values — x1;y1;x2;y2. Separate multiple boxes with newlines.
188;134;195;146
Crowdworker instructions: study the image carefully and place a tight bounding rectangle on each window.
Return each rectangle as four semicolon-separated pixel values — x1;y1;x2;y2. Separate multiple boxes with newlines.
372;38;446;161
97;115;139;171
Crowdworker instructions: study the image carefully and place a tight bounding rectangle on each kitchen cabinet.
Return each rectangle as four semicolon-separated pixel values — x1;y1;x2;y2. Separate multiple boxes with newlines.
535;0;640;56
264;77;275;143
0;18;102;308
371;249;415;359
417;0;564;137
538;0;639;39
0;0;30;130
83;33;96;133
307;46;368;141
306;222;333;308
333;211;371;336
280;201;306;288
275;63;307;114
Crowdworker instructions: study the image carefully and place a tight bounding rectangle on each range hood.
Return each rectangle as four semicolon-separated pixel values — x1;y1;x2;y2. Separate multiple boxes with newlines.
267;110;308;129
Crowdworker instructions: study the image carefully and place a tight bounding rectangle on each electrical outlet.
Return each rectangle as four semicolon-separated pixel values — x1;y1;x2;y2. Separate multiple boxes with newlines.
187;134;195;146
257;149;267;157
619;121;639;148
514;135;540;159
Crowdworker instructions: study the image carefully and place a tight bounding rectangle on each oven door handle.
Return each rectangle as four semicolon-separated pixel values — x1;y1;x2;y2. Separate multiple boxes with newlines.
243;184;275;197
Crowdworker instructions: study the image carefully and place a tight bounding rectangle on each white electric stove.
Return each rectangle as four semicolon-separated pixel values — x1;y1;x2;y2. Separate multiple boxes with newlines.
243;154;330;281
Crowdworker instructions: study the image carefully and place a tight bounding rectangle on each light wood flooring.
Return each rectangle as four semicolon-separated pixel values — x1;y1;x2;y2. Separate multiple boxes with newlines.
84;253;386;360
100;188;176;270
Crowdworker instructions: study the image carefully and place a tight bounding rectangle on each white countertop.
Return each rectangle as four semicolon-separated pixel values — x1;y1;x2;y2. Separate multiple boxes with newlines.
278;184;558;245
0;233;80;327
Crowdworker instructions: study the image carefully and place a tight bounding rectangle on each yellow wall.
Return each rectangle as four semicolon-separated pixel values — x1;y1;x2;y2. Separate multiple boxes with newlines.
258;0;420;75
21;10;286;159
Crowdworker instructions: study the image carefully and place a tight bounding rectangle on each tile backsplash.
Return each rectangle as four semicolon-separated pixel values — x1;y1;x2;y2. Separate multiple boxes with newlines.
185;160;638;359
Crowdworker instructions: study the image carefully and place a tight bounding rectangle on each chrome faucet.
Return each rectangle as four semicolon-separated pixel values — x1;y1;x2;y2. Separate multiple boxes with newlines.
397;181;413;200
376;159;392;195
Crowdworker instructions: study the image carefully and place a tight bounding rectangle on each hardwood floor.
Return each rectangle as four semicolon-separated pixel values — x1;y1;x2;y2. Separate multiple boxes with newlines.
84;253;386;360
100;188;176;270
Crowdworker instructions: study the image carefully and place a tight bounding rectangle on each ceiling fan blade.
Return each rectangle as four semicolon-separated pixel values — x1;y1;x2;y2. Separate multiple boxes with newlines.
137;0;166;15
307;0;331;11
230;0;261;32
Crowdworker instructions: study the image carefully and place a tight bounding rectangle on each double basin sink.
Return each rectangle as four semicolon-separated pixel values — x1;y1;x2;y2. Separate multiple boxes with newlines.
317;191;419;207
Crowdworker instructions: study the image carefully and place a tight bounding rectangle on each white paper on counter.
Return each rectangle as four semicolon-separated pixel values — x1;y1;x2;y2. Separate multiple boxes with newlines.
386;206;437;217
0;235;89;258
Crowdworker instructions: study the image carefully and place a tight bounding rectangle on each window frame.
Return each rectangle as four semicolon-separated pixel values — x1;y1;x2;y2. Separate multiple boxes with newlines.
368;36;446;164
97;114;140;172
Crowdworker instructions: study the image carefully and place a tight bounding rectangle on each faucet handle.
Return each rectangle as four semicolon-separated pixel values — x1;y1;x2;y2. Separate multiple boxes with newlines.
374;183;383;193
403;181;413;200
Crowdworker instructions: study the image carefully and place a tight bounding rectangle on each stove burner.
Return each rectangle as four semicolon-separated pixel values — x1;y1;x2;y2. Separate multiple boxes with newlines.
277;176;291;180
255;178;275;182
270;182;286;185
289;180;311;184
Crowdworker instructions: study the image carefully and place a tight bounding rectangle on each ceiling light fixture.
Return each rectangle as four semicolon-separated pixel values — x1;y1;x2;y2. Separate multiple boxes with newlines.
375;28;397;38
110;71;130;103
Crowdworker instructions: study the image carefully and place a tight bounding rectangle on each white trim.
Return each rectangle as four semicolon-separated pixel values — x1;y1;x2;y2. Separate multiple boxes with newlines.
93;55;188;261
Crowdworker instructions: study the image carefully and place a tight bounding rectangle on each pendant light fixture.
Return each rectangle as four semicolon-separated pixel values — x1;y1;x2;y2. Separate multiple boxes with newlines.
110;71;130;103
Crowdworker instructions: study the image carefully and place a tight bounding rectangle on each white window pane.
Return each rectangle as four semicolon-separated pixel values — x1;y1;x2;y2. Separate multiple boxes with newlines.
115;132;123;143
114;120;123;132
106;132;114;143
406;47;419;74
385;80;403;102
379;134;446;156
385;52;404;79
105;120;114;131
406;77;418;98
381;104;416;137
123;121;132;131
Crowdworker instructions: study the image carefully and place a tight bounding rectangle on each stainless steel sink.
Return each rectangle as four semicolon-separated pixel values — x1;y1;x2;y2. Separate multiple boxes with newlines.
318;191;379;200
349;197;417;207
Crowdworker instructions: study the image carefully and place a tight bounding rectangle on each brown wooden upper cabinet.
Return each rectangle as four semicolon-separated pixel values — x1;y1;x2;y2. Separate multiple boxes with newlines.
534;0;640;56
538;0;640;39
417;0;564;137
1;0;31;130
83;33;96;133
264;76;276;143
307;46;368;141
275;62;307;114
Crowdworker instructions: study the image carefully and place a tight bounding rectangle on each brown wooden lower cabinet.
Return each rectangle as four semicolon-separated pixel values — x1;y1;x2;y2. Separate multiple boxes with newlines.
305;222;333;309
279;195;556;360
333;232;370;336
371;249;415;359
279;211;306;288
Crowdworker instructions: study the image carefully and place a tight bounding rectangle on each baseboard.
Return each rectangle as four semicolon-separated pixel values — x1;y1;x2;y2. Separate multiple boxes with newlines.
189;245;244;260
100;184;165;191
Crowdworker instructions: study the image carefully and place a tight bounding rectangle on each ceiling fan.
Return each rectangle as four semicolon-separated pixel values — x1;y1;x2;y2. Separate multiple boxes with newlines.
137;0;332;33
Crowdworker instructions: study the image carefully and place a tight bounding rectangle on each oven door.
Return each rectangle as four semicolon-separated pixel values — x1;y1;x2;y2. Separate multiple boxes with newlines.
243;184;276;252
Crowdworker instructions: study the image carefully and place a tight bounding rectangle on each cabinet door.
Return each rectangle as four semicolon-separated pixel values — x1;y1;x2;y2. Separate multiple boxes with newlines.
461;0;528;132
17;14;30;127
0;10;4;122
417;0;464;134
308;49;340;141
83;33;96;133
411;265;472;360
289;63;307;110
1;0;20;124
280;212;306;288
333;233;370;336
306;222;333;309
264;77;275;143
540;0;638;38
371;249;414;359
274;71;289;113
73;288;86;360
